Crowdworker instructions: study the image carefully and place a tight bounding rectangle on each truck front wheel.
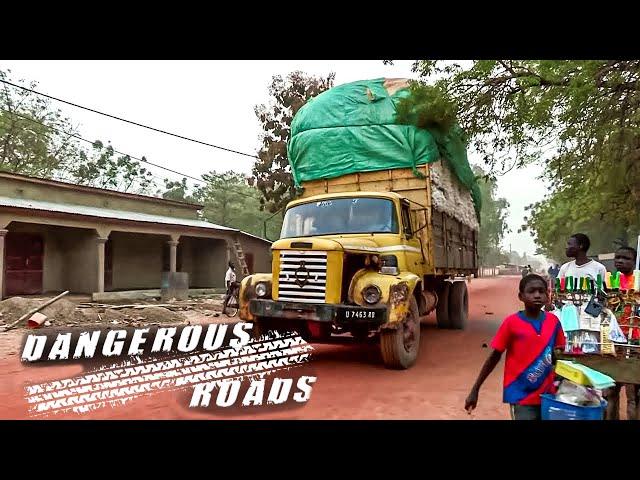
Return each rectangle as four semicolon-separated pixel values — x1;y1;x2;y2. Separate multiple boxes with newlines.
380;297;420;369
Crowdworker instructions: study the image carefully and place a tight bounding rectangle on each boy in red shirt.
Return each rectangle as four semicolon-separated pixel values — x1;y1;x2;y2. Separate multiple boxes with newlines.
465;274;566;420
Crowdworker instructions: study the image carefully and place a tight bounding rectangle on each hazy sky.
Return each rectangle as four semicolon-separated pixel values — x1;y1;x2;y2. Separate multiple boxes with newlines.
0;60;545;257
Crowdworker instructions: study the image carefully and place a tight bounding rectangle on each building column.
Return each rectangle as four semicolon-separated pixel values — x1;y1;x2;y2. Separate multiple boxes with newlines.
168;236;180;273
96;236;108;294
0;229;8;299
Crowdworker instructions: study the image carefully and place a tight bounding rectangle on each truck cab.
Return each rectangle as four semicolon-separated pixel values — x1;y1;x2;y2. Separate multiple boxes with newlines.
239;186;473;370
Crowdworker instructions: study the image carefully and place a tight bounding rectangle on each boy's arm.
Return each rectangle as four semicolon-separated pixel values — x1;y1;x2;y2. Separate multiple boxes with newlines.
465;349;503;413
465;316;512;413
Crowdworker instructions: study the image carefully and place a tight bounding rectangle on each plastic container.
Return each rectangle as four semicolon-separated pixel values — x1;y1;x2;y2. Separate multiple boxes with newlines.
540;394;606;420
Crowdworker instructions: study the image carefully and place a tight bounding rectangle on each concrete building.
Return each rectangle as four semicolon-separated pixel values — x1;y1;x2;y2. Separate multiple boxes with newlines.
0;172;272;298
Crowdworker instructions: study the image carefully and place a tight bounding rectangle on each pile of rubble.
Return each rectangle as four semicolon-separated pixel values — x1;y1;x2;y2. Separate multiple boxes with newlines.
0;296;79;328
0;294;224;330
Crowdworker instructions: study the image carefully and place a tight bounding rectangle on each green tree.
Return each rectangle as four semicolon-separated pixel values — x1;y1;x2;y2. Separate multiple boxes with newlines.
523;192;631;261
0;69;82;177
474;166;510;266
0;69;157;194
195;170;283;239
400;60;640;255
161;177;198;203
70;141;155;193
252;71;335;213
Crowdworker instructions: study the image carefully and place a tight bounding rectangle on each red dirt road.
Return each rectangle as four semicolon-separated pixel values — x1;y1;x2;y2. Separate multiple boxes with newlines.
0;276;522;420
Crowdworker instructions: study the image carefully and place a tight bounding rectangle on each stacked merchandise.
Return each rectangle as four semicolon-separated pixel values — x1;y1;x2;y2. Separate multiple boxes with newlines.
551;271;640;358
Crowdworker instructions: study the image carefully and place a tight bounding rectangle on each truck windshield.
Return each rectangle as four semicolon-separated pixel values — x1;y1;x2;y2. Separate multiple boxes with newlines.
280;197;399;238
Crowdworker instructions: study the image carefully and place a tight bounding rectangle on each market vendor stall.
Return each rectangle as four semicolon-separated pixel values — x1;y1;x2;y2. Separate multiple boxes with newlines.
546;239;640;419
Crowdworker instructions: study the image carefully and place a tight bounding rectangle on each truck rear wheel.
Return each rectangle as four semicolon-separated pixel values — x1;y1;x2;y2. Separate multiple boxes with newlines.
448;281;469;330
436;282;451;329
380;297;420;369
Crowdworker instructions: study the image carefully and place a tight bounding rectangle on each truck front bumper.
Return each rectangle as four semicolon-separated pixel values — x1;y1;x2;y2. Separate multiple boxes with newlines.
249;299;388;325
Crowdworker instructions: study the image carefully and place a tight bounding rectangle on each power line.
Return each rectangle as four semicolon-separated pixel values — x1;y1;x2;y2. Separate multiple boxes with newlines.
0;107;259;201
0;107;206;183
0;78;260;160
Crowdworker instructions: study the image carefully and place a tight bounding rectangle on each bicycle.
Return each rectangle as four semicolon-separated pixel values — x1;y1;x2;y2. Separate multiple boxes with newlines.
222;281;240;317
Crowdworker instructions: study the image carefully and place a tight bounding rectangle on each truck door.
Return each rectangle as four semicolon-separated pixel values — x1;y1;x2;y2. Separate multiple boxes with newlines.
400;201;424;275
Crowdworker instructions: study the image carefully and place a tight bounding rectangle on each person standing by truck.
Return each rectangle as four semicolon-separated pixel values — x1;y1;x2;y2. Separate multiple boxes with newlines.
223;262;240;317
225;261;237;289
464;274;566;420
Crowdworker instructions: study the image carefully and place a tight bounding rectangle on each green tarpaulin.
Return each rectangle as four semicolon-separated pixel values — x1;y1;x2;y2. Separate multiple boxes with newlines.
287;78;481;217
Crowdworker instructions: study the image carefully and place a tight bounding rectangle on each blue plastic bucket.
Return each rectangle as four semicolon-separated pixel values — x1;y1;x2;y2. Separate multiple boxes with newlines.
540;394;606;420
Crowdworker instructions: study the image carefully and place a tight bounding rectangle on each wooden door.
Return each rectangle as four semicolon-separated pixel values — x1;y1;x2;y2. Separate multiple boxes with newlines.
5;233;44;295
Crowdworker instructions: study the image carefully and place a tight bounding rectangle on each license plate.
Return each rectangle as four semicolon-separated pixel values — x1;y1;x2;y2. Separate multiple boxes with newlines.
341;309;379;321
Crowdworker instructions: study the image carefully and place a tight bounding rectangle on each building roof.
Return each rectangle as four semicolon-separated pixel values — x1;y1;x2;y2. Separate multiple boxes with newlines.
0;171;204;209
0;196;272;243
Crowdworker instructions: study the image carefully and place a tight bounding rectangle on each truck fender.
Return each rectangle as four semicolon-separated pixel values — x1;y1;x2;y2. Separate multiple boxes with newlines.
348;269;421;327
239;273;273;321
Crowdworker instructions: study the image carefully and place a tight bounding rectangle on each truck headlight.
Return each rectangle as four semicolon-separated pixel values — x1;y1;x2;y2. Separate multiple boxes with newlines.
255;282;269;298
362;285;381;304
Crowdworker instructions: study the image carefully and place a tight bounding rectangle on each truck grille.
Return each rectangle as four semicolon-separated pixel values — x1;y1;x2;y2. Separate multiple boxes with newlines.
277;251;327;304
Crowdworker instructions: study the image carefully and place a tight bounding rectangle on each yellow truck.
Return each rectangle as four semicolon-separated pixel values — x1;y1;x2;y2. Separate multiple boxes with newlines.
239;160;478;369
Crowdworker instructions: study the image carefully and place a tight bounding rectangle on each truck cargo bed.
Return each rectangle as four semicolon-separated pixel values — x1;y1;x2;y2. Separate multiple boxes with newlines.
431;210;478;273
300;163;478;276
